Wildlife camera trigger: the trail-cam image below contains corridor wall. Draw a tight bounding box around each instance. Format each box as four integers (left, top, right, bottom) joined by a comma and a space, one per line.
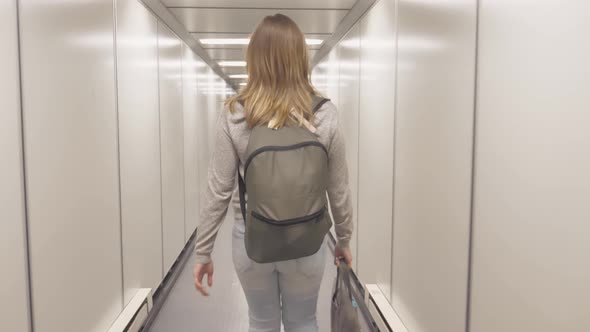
325, 48, 341, 110
0, 2, 30, 331
311, 65, 328, 96
8, 0, 233, 331
313, 0, 590, 331
157, 23, 186, 273
19, 0, 124, 331
314, 0, 478, 330
335, 23, 361, 271
182, 45, 204, 242
356, 0, 397, 299
115, 0, 164, 305
201, 69, 220, 188
469, 1, 590, 331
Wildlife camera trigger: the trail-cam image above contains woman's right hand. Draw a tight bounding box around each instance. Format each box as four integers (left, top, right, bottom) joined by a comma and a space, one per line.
334, 246, 353, 268
193, 261, 214, 296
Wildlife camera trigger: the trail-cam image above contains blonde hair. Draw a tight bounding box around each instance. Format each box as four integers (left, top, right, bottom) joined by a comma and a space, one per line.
226, 14, 318, 129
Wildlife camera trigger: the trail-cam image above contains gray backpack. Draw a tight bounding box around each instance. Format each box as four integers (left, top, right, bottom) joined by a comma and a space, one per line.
238, 96, 333, 263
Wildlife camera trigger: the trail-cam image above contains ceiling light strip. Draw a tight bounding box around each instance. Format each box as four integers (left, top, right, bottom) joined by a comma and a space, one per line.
218, 61, 247, 67
200, 38, 323, 46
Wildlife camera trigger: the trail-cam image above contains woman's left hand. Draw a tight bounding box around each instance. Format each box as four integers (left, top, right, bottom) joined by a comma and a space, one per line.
193, 261, 214, 296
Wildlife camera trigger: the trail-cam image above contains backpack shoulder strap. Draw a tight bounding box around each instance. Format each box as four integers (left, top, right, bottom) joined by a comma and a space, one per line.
238, 170, 247, 222
311, 95, 330, 113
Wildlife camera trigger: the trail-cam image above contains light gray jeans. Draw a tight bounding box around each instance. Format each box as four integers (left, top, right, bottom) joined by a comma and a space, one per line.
232, 222, 327, 332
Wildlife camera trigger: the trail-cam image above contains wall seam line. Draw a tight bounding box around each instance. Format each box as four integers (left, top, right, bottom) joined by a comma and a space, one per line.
112, 0, 125, 309
349, 25, 362, 270
465, 0, 481, 331
389, 0, 401, 302
157, 20, 166, 280
179, 42, 187, 253
16, 0, 35, 330
355, 19, 362, 276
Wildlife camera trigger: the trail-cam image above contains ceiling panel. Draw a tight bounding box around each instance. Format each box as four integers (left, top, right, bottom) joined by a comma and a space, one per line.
206, 48, 246, 60
169, 8, 348, 34
162, 0, 357, 10
219, 66, 247, 75
229, 80, 248, 86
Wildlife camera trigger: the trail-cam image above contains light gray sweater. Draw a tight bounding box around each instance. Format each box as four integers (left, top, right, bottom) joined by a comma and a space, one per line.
194, 101, 354, 264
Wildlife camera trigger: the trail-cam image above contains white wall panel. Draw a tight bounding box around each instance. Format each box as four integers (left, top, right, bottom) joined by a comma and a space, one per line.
325, 48, 340, 107
212, 80, 226, 149
158, 23, 186, 273
116, 0, 163, 305
336, 23, 361, 271
19, 0, 123, 330
391, 1, 477, 331
357, 0, 397, 299
183, 46, 202, 240
312, 64, 329, 97
470, 2, 590, 331
0, 2, 30, 332
204, 72, 217, 160
195, 71, 215, 233
196, 73, 212, 227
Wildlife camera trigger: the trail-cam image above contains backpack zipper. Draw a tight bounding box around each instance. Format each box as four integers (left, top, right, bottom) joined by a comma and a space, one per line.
244, 141, 328, 179
251, 208, 325, 226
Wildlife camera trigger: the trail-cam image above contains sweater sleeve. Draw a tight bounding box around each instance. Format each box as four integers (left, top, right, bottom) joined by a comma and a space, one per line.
193, 109, 238, 264
326, 110, 354, 249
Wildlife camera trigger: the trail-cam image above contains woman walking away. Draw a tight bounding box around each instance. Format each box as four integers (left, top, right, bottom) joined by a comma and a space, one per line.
192, 13, 354, 332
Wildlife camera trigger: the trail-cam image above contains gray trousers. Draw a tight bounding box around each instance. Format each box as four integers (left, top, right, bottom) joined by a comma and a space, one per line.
232, 222, 327, 332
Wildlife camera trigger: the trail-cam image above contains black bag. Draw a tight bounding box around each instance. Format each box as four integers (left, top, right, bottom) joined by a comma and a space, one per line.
331, 261, 362, 332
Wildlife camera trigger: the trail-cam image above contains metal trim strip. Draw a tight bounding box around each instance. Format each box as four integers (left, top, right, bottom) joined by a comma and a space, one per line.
140, 0, 237, 90
311, 0, 376, 67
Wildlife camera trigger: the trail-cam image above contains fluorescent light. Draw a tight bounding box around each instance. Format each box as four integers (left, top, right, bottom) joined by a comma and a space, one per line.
201, 88, 235, 92
200, 38, 249, 45
229, 74, 248, 79
218, 61, 247, 67
202, 90, 235, 93
305, 39, 324, 46
239, 82, 247, 86
200, 38, 323, 46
